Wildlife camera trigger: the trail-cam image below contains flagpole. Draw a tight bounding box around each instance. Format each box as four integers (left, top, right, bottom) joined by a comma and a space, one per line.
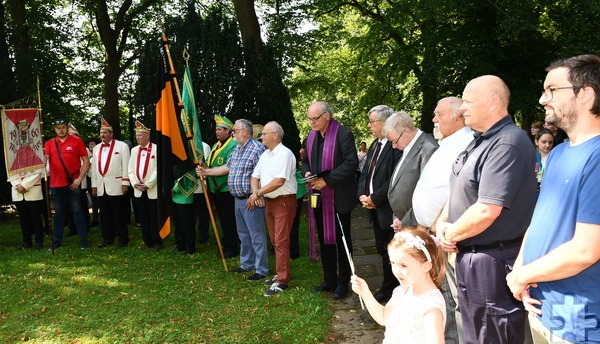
162, 34, 228, 271
37, 77, 53, 243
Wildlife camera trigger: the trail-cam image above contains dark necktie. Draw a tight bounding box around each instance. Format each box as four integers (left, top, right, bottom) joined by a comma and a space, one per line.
365, 142, 382, 196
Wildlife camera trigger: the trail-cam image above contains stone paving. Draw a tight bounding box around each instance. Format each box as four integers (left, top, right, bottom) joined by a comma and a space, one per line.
327, 208, 385, 343
326, 207, 534, 344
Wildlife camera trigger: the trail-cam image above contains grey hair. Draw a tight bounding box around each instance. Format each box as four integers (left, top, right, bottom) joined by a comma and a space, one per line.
266, 121, 284, 139
235, 119, 253, 133
368, 105, 395, 122
382, 111, 415, 136
313, 101, 334, 117
438, 97, 463, 119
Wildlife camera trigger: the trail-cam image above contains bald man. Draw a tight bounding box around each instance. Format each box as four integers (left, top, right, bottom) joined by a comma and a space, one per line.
435, 75, 537, 343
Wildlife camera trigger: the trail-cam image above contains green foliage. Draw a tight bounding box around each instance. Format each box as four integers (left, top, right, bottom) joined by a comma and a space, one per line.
0, 215, 330, 343
290, 0, 597, 139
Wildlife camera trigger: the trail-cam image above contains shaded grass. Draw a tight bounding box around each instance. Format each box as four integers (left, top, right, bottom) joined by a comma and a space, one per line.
0, 212, 331, 343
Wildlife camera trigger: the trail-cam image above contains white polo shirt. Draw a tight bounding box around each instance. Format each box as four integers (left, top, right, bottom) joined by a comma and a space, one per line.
252, 142, 297, 198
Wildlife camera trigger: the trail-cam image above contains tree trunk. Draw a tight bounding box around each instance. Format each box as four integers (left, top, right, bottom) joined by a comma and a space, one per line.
0, 0, 17, 103
6, 0, 34, 95
103, 58, 123, 138
231, 0, 261, 54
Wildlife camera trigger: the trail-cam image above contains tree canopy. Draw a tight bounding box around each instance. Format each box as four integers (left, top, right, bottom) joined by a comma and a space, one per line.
1, 0, 598, 205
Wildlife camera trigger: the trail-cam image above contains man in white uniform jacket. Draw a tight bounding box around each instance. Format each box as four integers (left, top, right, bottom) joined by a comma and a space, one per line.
91, 117, 131, 248
128, 120, 160, 250
11, 173, 44, 249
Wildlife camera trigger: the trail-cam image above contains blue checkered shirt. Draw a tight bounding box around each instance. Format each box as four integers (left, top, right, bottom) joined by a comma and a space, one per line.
227, 138, 265, 197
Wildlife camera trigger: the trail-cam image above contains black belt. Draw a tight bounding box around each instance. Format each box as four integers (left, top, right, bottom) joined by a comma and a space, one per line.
457, 236, 523, 254
236, 194, 251, 199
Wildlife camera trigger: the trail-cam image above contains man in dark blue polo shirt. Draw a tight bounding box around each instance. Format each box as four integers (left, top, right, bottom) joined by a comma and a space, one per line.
435, 75, 537, 344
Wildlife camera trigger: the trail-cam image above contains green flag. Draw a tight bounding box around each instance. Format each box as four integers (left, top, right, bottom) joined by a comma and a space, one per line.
182, 66, 204, 163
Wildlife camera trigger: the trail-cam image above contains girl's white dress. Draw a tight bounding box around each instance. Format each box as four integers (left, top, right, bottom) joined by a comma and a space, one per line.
382, 285, 446, 344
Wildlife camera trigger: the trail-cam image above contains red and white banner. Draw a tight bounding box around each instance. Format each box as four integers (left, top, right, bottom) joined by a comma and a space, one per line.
1, 108, 45, 181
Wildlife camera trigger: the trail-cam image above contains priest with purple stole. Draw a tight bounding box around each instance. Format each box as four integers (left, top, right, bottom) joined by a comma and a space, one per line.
302, 101, 359, 300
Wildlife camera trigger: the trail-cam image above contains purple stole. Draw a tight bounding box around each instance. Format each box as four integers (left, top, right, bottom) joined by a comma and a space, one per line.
307, 119, 340, 260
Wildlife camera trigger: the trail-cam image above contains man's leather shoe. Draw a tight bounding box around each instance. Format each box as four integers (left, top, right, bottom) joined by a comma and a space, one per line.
374, 289, 392, 303
312, 282, 335, 293
332, 284, 349, 299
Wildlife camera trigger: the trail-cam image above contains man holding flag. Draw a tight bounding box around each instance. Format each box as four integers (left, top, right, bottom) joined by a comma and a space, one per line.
200, 115, 239, 258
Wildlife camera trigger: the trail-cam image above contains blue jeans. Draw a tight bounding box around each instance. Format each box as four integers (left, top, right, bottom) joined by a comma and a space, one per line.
51, 186, 88, 242
234, 197, 268, 276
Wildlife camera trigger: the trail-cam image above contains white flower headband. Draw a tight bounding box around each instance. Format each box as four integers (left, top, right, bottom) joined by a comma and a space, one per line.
395, 232, 431, 262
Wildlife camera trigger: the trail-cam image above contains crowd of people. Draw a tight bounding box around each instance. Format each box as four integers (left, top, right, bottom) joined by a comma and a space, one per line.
9, 53, 600, 343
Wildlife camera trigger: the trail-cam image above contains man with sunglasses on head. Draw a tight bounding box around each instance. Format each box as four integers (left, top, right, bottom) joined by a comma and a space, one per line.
507, 54, 600, 343
302, 101, 358, 300
197, 118, 267, 279
44, 118, 90, 250
435, 75, 537, 344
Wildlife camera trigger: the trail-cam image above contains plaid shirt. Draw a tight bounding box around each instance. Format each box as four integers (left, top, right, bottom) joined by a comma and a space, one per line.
227, 138, 265, 197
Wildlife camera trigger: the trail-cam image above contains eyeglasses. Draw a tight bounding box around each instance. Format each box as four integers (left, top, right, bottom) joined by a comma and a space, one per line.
391, 129, 407, 146
433, 111, 445, 119
232, 128, 245, 133
368, 119, 380, 125
259, 131, 275, 137
541, 85, 582, 101
307, 111, 327, 123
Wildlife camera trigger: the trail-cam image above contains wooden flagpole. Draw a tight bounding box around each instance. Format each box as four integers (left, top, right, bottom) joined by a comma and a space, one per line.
37, 77, 54, 251
162, 33, 228, 271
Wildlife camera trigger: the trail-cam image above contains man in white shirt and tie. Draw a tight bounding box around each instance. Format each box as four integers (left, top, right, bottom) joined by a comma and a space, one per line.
91, 117, 131, 248
128, 120, 160, 250
357, 105, 402, 303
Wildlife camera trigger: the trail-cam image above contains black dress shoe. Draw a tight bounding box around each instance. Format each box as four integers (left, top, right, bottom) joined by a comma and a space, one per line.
312, 282, 335, 293
97, 241, 113, 248
374, 289, 393, 303
332, 284, 349, 299
231, 267, 252, 273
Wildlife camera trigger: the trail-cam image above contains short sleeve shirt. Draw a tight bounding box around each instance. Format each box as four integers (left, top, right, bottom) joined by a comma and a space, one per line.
252, 143, 297, 198
227, 138, 265, 197
448, 115, 537, 245
44, 135, 88, 188
523, 135, 600, 342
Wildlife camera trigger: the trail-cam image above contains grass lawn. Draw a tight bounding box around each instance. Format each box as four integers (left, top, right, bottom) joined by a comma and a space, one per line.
0, 211, 331, 343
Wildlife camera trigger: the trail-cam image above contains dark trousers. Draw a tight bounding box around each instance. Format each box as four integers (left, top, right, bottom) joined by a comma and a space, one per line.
314, 208, 352, 286
212, 192, 239, 256
66, 188, 90, 232
15, 200, 44, 245
136, 192, 160, 247
370, 209, 398, 292
290, 197, 304, 259
98, 194, 129, 245
456, 245, 525, 344
51, 186, 88, 242
173, 202, 196, 254
193, 193, 210, 243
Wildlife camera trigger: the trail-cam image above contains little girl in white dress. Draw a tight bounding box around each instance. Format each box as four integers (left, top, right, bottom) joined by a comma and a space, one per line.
351, 228, 446, 343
